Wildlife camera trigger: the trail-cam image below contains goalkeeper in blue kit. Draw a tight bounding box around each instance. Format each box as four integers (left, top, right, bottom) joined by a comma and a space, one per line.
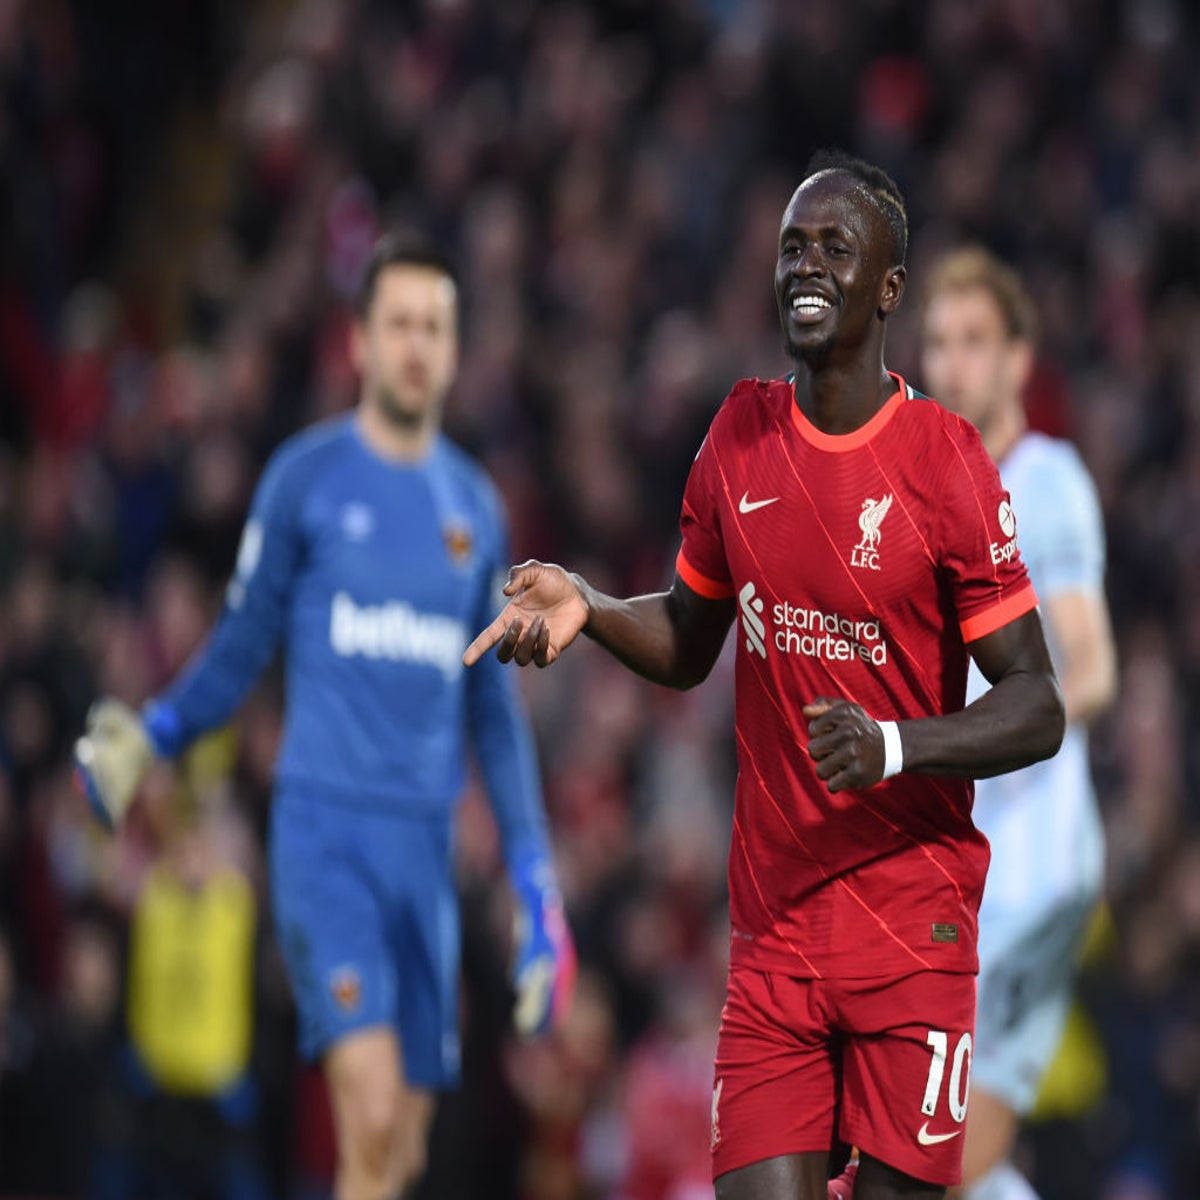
75, 234, 576, 1200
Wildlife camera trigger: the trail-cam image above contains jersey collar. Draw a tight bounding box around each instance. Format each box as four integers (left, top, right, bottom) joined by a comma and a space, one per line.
788, 371, 908, 452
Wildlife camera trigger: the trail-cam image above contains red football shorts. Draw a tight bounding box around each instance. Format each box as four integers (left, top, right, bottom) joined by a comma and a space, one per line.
711, 966, 976, 1187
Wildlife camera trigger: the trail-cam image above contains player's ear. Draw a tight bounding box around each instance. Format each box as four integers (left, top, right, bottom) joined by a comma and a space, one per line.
1009, 337, 1034, 392
879, 265, 906, 317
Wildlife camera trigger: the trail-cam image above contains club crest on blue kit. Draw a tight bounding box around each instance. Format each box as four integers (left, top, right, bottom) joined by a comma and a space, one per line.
330, 965, 363, 1012
443, 523, 474, 564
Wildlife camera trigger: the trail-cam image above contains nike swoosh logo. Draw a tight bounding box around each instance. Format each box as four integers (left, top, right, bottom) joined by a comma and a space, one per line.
739, 492, 780, 513
917, 1122, 962, 1146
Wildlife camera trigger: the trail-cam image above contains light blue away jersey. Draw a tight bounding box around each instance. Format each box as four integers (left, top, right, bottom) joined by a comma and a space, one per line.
968, 432, 1106, 910
152, 416, 546, 857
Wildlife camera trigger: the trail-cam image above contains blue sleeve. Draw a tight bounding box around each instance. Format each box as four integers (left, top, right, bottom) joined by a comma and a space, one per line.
465, 491, 550, 870
1026, 447, 1106, 599
146, 449, 305, 755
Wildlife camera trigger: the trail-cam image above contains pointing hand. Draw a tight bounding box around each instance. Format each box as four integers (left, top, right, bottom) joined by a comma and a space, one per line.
463, 561, 589, 669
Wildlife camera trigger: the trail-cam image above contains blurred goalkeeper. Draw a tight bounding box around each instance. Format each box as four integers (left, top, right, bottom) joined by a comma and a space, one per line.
75, 233, 575, 1200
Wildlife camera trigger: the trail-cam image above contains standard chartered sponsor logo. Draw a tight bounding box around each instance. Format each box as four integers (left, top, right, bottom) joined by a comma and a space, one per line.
738, 583, 887, 666
739, 582, 767, 658
329, 591, 466, 679
773, 600, 887, 665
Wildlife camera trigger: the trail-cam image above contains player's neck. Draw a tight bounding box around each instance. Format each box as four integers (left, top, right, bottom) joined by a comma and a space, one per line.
982, 399, 1026, 464
356, 403, 437, 462
790, 359, 896, 436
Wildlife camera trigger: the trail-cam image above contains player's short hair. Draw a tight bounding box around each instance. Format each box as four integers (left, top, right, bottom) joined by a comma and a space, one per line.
802, 148, 908, 266
356, 232, 460, 317
925, 245, 1038, 344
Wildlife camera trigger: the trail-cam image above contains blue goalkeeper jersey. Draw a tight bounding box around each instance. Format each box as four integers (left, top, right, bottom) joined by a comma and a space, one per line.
151, 415, 546, 860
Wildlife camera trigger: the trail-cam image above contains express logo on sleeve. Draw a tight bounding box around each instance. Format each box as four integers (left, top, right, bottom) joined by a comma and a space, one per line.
990, 500, 1019, 564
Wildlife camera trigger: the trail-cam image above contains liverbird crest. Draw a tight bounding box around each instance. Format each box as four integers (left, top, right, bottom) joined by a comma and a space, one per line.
857, 494, 893, 550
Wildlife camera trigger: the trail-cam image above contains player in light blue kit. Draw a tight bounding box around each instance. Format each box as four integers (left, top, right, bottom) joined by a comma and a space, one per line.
75, 234, 576, 1200
922, 247, 1117, 1200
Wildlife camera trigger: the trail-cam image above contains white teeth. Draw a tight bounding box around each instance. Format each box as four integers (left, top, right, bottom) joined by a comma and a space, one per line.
792, 296, 832, 313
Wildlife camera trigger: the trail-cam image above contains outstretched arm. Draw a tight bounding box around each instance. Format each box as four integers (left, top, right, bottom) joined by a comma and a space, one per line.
76, 453, 302, 828
806, 609, 1065, 792
462, 561, 735, 691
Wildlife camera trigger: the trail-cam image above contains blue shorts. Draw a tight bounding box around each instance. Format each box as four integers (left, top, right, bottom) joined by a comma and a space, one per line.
269, 789, 462, 1089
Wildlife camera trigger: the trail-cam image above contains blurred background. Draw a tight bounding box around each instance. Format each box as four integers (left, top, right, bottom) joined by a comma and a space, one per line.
1, 0, 1198, 1197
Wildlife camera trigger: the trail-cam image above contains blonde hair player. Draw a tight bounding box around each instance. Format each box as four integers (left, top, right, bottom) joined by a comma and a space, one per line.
922, 245, 1116, 1200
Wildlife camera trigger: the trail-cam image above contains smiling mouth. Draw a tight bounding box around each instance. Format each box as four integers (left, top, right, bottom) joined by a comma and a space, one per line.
788, 293, 836, 322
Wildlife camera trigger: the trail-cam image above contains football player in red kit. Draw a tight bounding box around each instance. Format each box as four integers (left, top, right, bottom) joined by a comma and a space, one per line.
464, 150, 1064, 1200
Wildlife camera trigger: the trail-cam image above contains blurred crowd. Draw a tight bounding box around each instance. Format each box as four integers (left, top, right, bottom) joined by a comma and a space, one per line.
1, 0, 1199, 1197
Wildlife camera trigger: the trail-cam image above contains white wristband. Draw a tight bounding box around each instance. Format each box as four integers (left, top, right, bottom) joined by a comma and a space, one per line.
877, 719, 904, 780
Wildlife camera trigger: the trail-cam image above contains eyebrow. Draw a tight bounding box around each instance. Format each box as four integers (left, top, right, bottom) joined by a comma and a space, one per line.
779, 221, 859, 244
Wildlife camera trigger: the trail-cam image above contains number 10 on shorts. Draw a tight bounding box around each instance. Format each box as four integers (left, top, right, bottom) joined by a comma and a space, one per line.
921, 1030, 971, 1121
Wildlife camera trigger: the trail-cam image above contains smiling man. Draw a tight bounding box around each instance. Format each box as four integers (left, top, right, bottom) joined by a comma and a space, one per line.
462, 150, 1065, 1200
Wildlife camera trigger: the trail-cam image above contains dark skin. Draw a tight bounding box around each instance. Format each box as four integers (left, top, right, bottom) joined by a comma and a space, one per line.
776, 170, 906, 431
716, 1152, 953, 1200
463, 169, 1065, 1199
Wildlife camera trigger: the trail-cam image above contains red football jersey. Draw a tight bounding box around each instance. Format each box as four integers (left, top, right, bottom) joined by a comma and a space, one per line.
677, 373, 1037, 981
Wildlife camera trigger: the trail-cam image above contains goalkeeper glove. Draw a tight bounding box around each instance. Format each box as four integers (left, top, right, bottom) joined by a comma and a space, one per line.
510, 852, 576, 1037
73, 698, 163, 830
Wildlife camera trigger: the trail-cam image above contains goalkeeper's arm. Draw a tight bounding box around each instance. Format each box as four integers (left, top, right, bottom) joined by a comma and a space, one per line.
76, 449, 305, 829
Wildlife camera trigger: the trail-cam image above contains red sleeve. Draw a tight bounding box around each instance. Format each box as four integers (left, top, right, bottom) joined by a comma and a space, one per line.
677, 427, 735, 599
938, 417, 1038, 642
